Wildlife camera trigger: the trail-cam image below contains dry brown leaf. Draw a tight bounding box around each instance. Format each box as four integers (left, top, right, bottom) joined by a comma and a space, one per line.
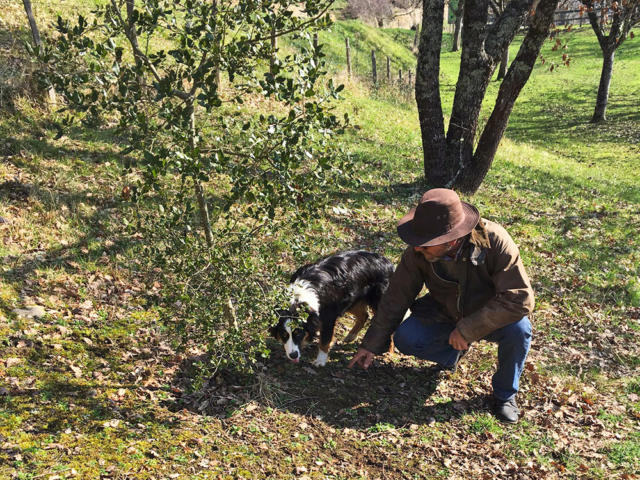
5, 358, 21, 368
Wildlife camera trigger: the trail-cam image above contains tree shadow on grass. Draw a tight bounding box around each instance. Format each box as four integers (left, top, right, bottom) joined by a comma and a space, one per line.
492, 157, 640, 204
1, 380, 180, 438
316, 179, 426, 249
175, 341, 488, 430
506, 85, 640, 150
329, 179, 426, 205
1, 109, 135, 169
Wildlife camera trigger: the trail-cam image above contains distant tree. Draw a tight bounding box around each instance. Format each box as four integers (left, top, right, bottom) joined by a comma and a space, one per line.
346, 0, 392, 26
346, 0, 420, 27
489, 0, 510, 79
450, 0, 465, 52
579, 0, 640, 122
415, 0, 561, 193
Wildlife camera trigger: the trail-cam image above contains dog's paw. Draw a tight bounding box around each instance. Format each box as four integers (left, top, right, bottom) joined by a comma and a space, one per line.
312, 351, 328, 367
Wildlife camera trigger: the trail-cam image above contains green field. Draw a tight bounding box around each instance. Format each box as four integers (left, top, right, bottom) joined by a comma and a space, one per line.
1, 2, 639, 479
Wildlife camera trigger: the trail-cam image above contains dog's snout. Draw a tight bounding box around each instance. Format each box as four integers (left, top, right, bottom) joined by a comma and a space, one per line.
289, 351, 299, 359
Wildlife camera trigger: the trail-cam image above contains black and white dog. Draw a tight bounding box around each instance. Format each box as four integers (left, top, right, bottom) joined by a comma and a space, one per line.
270, 250, 394, 366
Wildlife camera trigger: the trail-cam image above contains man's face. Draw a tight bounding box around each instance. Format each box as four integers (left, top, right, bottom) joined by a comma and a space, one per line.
414, 239, 460, 262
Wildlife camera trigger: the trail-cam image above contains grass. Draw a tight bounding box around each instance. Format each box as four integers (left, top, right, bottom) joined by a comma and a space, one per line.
2, 4, 640, 480
318, 20, 418, 73
604, 431, 640, 467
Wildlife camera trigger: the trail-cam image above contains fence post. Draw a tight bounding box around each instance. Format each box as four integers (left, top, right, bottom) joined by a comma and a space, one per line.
413, 24, 420, 50
398, 69, 402, 84
371, 50, 377, 85
408, 69, 413, 87
386, 56, 391, 83
345, 37, 352, 78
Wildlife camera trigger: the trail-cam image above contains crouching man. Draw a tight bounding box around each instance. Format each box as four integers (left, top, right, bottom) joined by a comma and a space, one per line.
348, 188, 534, 423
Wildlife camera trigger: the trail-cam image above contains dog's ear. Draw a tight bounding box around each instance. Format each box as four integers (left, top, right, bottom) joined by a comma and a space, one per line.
305, 312, 321, 331
268, 325, 279, 338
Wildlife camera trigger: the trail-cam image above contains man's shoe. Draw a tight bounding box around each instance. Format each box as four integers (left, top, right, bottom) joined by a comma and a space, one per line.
492, 397, 519, 423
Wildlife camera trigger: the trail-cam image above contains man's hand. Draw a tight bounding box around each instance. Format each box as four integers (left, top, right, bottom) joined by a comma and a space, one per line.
449, 328, 469, 351
348, 347, 375, 370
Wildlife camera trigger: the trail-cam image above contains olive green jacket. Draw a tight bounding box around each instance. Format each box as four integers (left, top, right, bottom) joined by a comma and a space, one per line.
360, 219, 534, 354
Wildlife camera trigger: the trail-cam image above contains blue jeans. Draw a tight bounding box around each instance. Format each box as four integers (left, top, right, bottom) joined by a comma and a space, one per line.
393, 315, 532, 401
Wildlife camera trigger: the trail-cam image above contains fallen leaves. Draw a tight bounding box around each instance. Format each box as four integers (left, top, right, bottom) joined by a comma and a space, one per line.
69, 365, 83, 378
103, 419, 121, 429
12, 305, 46, 319
5, 357, 21, 368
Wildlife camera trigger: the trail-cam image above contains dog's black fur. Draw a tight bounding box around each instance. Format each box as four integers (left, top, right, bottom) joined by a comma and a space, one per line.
270, 250, 394, 366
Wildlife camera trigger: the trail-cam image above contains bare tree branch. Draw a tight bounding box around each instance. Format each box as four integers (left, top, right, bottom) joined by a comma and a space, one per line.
109, 0, 191, 100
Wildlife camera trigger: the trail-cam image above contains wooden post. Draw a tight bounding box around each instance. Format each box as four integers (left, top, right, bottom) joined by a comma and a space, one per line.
313, 33, 318, 50
371, 50, 377, 85
345, 37, 352, 78
413, 24, 420, 50
408, 70, 413, 86
398, 69, 402, 84
386, 56, 391, 83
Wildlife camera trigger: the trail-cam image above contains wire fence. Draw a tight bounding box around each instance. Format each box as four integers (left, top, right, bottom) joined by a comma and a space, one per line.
552, 9, 590, 26
326, 9, 592, 92
343, 36, 416, 90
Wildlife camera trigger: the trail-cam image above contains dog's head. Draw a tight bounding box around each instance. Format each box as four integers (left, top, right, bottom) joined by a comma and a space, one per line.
269, 308, 310, 363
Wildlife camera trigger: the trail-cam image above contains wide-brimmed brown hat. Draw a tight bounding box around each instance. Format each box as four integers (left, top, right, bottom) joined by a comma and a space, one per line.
397, 188, 479, 247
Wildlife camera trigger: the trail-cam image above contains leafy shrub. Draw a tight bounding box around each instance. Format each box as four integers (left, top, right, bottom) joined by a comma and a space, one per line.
36, 0, 352, 380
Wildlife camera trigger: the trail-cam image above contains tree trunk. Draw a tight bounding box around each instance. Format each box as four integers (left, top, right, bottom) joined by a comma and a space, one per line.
591, 46, 615, 123
270, 26, 277, 72
413, 24, 420, 51
583, 2, 634, 124
452, 17, 462, 52
415, 0, 447, 185
124, 0, 143, 70
194, 180, 213, 247
190, 107, 214, 247
456, 0, 559, 192
496, 45, 508, 80
416, 0, 546, 190
23, 0, 56, 106
452, 0, 464, 52
444, 0, 495, 187
23, 0, 41, 45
